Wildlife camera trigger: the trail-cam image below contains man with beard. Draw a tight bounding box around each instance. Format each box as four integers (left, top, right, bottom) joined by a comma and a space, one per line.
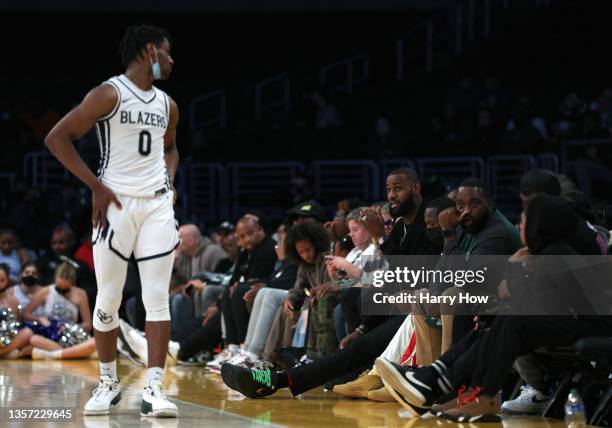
439, 178, 518, 258
361, 168, 439, 256
437, 178, 519, 343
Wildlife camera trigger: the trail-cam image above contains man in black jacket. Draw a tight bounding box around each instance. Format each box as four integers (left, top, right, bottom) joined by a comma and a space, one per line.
222, 216, 278, 347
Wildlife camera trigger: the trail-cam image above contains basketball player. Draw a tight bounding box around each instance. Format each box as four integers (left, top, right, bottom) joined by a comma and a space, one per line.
45, 25, 180, 417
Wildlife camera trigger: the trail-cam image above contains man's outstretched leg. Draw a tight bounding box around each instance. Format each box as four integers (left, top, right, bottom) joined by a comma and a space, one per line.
138, 252, 178, 418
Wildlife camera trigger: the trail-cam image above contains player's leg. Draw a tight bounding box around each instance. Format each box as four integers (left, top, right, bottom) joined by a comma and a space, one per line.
134, 193, 179, 417
84, 241, 129, 415
85, 199, 135, 415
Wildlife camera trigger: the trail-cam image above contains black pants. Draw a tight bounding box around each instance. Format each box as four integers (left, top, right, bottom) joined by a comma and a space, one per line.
178, 313, 222, 359
445, 316, 612, 395
288, 315, 405, 395
222, 283, 251, 345
340, 287, 363, 333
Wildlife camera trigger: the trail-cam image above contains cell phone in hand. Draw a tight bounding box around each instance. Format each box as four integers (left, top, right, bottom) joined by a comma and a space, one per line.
185, 283, 194, 296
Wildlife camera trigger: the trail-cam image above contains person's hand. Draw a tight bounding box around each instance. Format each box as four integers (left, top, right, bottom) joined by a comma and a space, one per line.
182, 279, 206, 297
38, 317, 51, 327
91, 181, 122, 229
324, 255, 349, 272
437, 208, 467, 233
326, 263, 339, 281
339, 331, 360, 349
508, 247, 530, 263
360, 207, 385, 240
283, 298, 295, 316
202, 305, 219, 326
310, 284, 340, 305
243, 283, 265, 304
337, 199, 350, 217
189, 279, 206, 292
229, 282, 238, 298
498, 279, 511, 299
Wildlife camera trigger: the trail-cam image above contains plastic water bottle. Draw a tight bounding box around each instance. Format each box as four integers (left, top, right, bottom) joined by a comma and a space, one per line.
564, 388, 586, 427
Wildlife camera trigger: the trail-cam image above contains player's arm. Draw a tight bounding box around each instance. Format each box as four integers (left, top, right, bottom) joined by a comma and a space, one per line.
45, 85, 122, 228
75, 288, 93, 332
164, 97, 180, 192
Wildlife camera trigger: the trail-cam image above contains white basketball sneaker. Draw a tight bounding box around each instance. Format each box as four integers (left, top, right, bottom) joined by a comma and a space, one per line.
128, 330, 149, 366
141, 380, 178, 418
501, 384, 551, 415
84, 375, 122, 415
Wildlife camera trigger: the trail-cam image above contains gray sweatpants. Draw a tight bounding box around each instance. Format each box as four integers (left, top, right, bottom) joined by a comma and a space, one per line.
244, 288, 288, 357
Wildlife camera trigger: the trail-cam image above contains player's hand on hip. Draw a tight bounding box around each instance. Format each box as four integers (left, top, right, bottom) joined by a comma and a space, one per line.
170, 185, 177, 205
91, 181, 122, 229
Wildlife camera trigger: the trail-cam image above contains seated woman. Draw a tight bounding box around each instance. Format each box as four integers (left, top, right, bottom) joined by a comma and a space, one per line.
12, 262, 45, 312
0, 263, 34, 359
22, 262, 96, 360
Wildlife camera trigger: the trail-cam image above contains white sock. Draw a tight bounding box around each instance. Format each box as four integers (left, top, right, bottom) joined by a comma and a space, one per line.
145, 367, 164, 386
244, 351, 258, 361
228, 344, 239, 353
50, 350, 62, 359
100, 360, 117, 380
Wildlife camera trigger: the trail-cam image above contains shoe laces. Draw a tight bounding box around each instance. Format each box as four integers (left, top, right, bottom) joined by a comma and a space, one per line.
227, 351, 250, 365
251, 369, 273, 389
455, 385, 468, 406
458, 386, 482, 407
252, 360, 273, 371
516, 384, 536, 399
147, 380, 167, 400
92, 376, 118, 398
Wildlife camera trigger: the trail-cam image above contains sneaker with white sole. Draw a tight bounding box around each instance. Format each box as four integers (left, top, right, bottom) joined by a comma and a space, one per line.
501, 385, 551, 415
206, 347, 239, 373
224, 351, 256, 369
141, 380, 178, 418
128, 330, 149, 366
84, 375, 122, 416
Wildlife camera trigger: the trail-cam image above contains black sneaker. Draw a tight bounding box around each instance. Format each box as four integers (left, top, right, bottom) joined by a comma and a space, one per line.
383, 384, 430, 417
221, 364, 277, 398
375, 358, 450, 408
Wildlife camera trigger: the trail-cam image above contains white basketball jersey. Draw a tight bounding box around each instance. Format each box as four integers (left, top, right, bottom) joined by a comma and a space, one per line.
96, 74, 170, 198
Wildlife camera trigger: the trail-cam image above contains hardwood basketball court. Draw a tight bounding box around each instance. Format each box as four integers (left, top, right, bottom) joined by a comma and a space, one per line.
0, 358, 572, 427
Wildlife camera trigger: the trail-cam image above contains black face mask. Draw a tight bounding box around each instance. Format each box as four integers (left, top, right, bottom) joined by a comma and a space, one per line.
55, 286, 71, 296
425, 227, 444, 249
22, 275, 38, 287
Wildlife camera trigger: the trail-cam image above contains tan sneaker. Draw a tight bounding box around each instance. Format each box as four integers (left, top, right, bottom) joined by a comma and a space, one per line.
431, 385, 471, 416
333, 370, 383, 399
367, 385, 395, 402
441, 388, 501, 423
